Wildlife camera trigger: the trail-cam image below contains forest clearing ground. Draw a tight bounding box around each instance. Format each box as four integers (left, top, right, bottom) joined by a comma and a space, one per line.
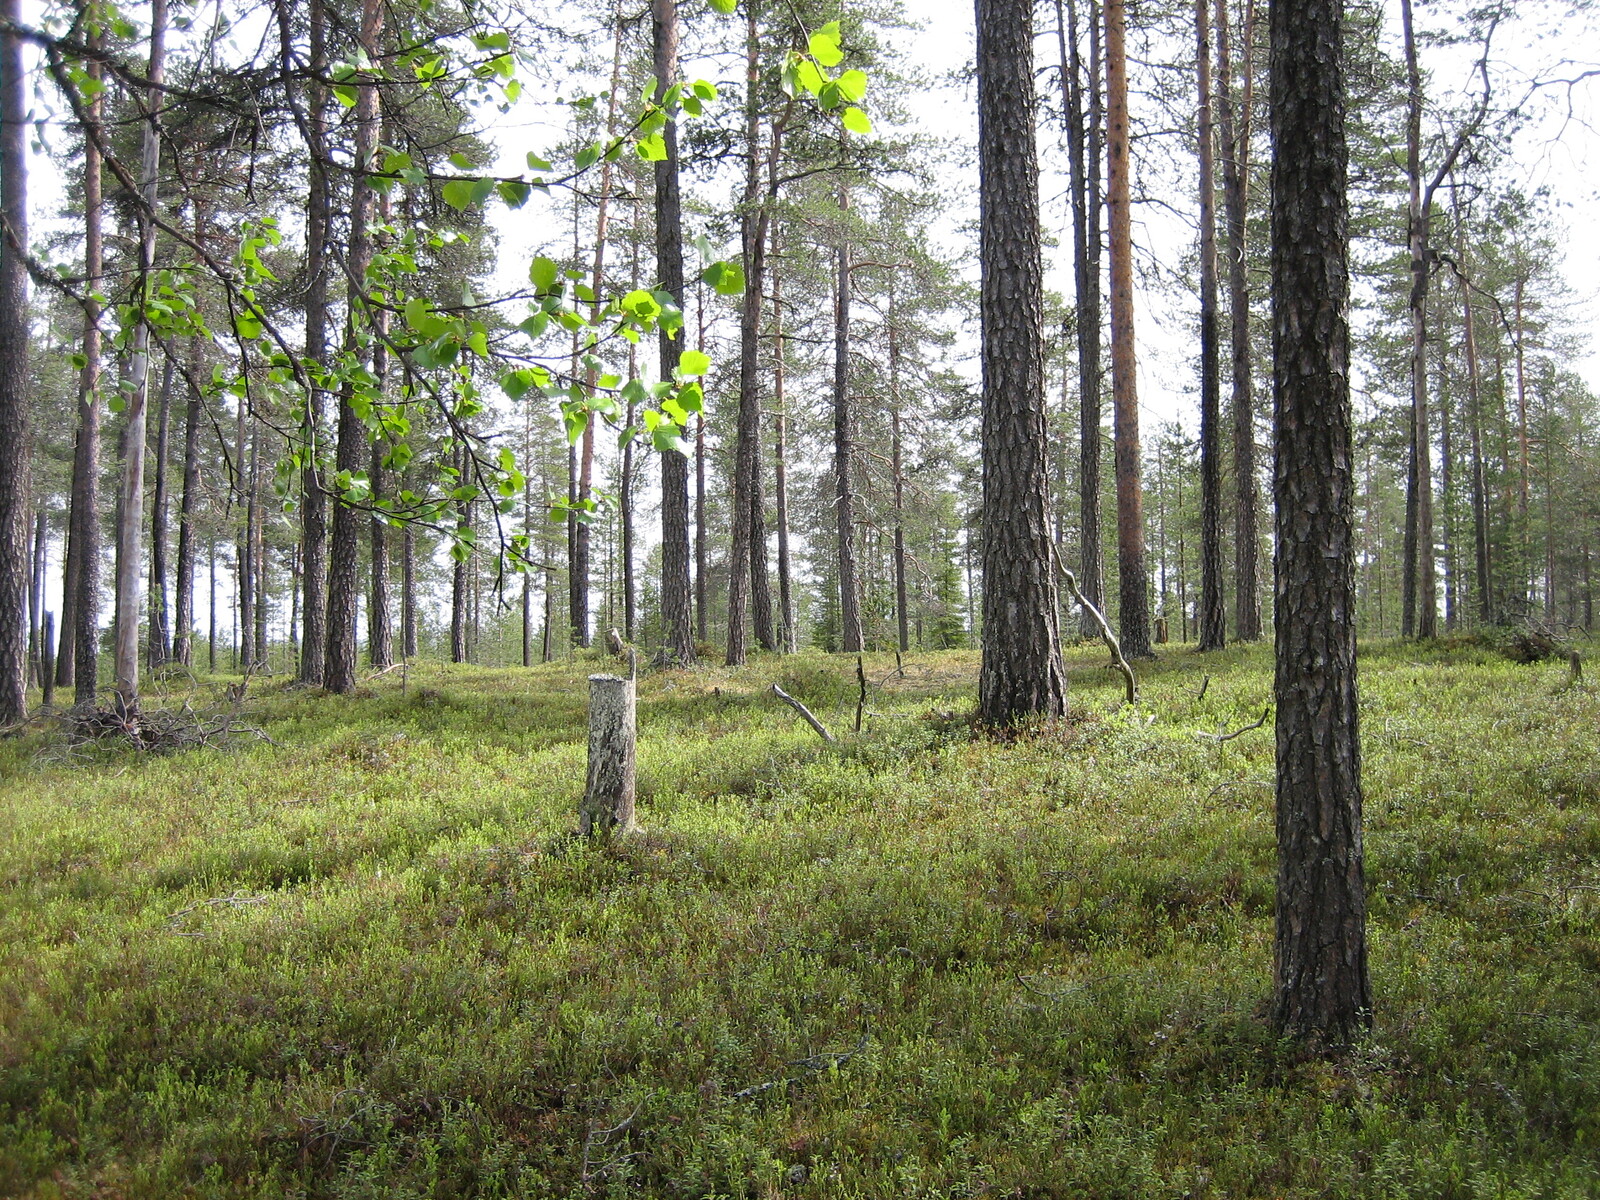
2, 641, 1599, 1198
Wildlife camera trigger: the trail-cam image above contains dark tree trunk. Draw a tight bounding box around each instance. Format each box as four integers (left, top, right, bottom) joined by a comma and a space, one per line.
1270, 0, 1371, 1046
323, 0, 383, 694
452, 450, 471, 663
27, 508, 44, 687
1058, 0, 1107, 643
0, 0, 29, 724
235, 400, 255, 670
654, 0, 695, 666
1106, 0, 1152, 659
173, 333, 204, 667
148, 358, 174, 666
975, 0, 1067, 725
297, 0, 331, 685
833, 185, 865, 655
207, 535, 216, 672
1196, 0, 1227, 651
368, 291, 392, 669
1453, 199, 1493, 625
402, 524, 418, 658
1217, 0, 1261, 641
772, 236, 796, 652
890, 283, 910, 654
60, 32, 105, 700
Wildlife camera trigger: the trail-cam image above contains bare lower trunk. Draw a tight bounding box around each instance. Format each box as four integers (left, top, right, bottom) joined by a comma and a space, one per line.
976, 0, 1067, 724
773, 246, 796, 652
833, 186, 864, 654
1270, 0, 1370, 1046
0, 0, 29, 723
1218, 0, 1261, 641
1196, 0, 1226, 651
297, 0, 331, 686
654, 0, 695, 666
173, 334, 204, 666
113, 0, 168, 711
1106, 0, 1152, 658
402, 525, 418, 657
148, 358, 174, 666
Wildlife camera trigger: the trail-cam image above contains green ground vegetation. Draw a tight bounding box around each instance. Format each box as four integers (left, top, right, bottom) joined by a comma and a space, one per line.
2, 641, 1599, 1198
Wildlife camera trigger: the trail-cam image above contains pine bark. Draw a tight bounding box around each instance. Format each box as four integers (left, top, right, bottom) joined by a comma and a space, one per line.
1400, 0, 1437, 639
323, 0, 383, 693
0, 0, 26, 725
890, 282, 910, 654
1105, 0, 1152, 659
173, 330, 204, 667
148, 359, 174, 666
368, 232, 392, 670
1269, 0, 1371, 1046
833, 185, 864, 655
1196, 0, 1227, 651
1453, 198, 1493, 624
975, 0, 1068, 725
772, 234, 796, 653
653, 0, 695, 666
1217, 0, 1261, 641
1058, 0, 1107, 643
60, 33, 104, 700
297, 0, 331, 685
113, 0, 168, 711
581, 674, 637, 836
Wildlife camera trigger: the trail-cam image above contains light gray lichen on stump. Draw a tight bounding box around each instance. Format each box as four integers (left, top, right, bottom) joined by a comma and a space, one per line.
581, 673, 637, 836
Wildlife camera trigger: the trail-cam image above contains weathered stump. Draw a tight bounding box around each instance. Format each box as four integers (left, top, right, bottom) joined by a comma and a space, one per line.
1155, 617, 1170, 644
581, 673, 637, 836
40, 612, 55, 708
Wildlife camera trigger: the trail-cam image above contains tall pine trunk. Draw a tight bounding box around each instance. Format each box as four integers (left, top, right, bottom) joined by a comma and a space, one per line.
975, 0, 1067, 724
1217, 0, 1261, 641
1270, 0, 1370, 1046
113, 0, 168, 711
1400, 0, 1436, 639
297, 0, 331, 685
833, 184, 865, 654
148, 359, 174, 666
60, 32, 104, 700
653, 0, 695, 666
0, 0, 26, 725
1057, 0, 1106, 643
1105, 0, 1152, 658
772, 232, 796, 653
173, 326, 205, 667
1196, 0, 1226, 651
323, 0, 383, 693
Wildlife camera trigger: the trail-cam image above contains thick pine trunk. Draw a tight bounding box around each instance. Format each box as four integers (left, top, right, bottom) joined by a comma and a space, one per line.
654, 0, 695, 666
975, 0, 1067, 725
1195, 0, 1226, 651
1270, 0, 1370, 1046
1105, 0, 1152, 659
0, 0, 28, 725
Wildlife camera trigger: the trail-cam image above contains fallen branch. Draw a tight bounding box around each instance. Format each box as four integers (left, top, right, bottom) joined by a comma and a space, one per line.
1061, 566, 1137, 704
730, 1028, 870, 1100
1195, 674, 1210, 702
1195, 706, 1271, 743
167, 892, 269, 923
772, 684, 837, 744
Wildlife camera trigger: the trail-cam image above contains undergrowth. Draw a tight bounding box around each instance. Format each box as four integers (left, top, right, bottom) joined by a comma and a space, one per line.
2, 642, 1598, 1198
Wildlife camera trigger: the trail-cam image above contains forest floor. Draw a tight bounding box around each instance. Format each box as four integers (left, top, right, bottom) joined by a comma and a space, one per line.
2, 639, 1599, 1198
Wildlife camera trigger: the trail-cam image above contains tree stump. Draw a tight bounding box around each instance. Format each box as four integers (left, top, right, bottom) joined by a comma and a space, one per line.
581, 673, 637, 836
1155, 617, 1170, 644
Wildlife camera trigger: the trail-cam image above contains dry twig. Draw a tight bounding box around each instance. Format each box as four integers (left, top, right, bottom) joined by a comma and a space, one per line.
772, 684, 837, 744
